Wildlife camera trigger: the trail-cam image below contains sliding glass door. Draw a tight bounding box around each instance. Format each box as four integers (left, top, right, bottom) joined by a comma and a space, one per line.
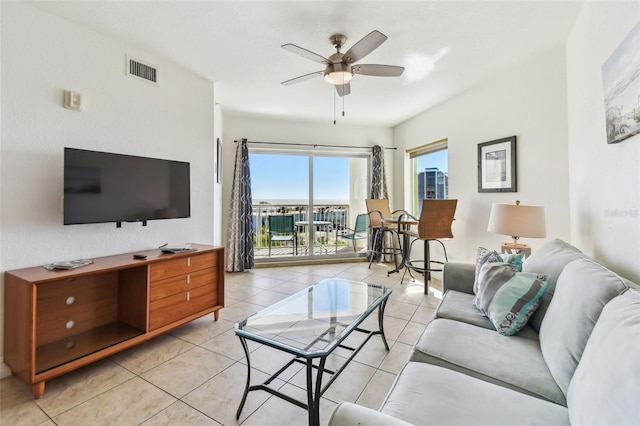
250, 150, 369, 261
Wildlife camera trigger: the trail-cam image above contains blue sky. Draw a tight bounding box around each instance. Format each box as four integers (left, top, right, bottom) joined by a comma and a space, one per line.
249, 153, 350, 201
417, 149, 448, 173
250, 150, 448, 201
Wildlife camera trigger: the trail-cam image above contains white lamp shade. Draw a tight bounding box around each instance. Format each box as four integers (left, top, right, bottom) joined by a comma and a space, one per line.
487, 202, 546, 239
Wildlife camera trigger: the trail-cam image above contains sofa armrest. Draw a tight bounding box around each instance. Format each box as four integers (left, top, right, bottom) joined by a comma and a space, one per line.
328, 402, 415, 426
442, 262, 476, 295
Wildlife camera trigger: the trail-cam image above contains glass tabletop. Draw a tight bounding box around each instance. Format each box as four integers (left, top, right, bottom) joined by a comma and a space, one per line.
235, 278, 391, 357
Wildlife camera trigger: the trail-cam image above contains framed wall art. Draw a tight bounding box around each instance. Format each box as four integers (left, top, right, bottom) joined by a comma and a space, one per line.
602, 21, 640, 144
477, 136, 517, 193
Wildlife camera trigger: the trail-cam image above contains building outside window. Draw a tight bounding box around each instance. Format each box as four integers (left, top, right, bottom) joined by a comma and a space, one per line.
417, 167, 448, 200
407, 139, 449, 215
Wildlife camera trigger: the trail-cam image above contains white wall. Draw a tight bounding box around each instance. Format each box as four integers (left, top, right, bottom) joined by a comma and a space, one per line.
221, 114, 393, 247
566, 2, 640, 283
0, 3, 216, 374
393, 46, 571, 264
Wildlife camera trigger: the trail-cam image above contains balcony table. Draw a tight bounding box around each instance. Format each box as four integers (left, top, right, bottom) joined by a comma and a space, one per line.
295, 220, 333, 254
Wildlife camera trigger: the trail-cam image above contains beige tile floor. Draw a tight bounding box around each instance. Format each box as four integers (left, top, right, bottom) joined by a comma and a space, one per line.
0, 261, 441, 426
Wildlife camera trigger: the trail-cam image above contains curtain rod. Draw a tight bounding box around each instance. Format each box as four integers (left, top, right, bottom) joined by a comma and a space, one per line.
233, 140, 396, 150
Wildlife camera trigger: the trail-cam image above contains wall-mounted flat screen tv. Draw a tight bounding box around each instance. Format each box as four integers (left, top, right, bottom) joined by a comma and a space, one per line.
64, 148, 190, 226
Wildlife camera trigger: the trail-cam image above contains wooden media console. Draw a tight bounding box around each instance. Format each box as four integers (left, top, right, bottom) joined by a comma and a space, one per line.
4, 244, 224, 398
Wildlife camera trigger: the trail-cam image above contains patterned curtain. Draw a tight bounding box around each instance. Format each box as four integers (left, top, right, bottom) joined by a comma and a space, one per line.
371, 145, 389, 199
226, 139, 254, 272
370, 145, 389, 261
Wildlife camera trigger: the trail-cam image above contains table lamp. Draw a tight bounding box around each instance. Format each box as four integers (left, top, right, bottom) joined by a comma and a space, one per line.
487, 201, 546, 253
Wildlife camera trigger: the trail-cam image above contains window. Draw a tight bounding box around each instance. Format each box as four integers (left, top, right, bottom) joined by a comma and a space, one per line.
248, 150, 370, 260
407, 139, 449, 215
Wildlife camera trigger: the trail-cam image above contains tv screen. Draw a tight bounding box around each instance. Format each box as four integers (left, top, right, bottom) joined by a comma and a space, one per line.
64, 148, 190, 225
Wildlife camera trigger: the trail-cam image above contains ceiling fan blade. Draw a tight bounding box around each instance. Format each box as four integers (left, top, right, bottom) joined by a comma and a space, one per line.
336, 83, 351, 97
281, 71, 324, 86
342, 30, 387, 64
282, 44, 330, 64
353, 64, 404, 77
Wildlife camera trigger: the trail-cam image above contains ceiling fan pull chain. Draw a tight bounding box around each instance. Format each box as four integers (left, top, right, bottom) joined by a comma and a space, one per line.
341, 71, 345, 118
332, 90, 336, 126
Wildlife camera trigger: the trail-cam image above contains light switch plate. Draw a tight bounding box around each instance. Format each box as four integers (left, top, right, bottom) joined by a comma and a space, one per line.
64, 90, 82, 111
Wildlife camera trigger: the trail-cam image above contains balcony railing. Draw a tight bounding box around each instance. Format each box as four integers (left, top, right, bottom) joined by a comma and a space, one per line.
253, 203, 361, 258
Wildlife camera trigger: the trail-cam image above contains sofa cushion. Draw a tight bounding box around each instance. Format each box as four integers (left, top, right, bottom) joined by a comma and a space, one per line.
410, 318, 565, 405
381, 362, 569, 426
474, 263, 549, 335
539, 258, 629, 396
473, 247, 523, 294
522, 239, 585, 331
436, 290, 495, 330
435, 290, 539, 339
567, 289, 640, 425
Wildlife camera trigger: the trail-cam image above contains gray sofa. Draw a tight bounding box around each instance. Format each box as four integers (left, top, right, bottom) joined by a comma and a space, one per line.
329, 239, 640, 426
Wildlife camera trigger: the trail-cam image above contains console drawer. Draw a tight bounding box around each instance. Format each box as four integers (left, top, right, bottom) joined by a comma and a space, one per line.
149, 283, 219, 331
149, 252, 217, 281
149, 268, 217, 302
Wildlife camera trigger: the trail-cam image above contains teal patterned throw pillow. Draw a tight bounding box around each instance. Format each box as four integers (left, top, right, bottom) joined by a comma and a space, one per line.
474, 262, 550, 336
473, 247, 523, 295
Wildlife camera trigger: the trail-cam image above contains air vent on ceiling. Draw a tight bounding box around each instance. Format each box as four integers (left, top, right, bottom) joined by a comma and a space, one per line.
126, 55, 159, 85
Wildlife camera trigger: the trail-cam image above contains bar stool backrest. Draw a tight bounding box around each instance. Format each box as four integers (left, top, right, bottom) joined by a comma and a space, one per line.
417, 199, 458, 240
365, 199, 392, 228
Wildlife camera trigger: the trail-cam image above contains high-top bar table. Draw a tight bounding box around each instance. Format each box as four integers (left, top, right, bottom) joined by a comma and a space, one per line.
381, 216, 419, 276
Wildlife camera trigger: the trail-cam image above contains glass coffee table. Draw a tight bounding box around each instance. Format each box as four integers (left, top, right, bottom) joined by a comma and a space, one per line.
235, 278, 392, 426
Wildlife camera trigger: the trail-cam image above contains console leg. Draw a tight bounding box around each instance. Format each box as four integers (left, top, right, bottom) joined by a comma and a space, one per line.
213, 310, 219, 321
33, 381, 45, 399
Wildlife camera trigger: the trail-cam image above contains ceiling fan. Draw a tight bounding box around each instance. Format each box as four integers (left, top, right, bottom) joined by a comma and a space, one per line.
281, 30, 404, 97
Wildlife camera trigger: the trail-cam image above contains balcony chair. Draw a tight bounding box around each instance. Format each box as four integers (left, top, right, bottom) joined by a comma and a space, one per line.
338, 213, 369, 252
268, 215, 297, 257
399, 199, 457, 294
365, 199, 407, 273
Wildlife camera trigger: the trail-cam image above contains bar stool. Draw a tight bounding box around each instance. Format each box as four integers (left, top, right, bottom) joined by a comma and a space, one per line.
365, 199, 406, 275
400, 199, 457, 294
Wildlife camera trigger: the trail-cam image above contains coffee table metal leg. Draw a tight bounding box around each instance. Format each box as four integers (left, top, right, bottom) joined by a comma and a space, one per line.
236, 336, 251, 420
305, 359, 315, 426
306, 356, 326, 426
378, 298, 390, 351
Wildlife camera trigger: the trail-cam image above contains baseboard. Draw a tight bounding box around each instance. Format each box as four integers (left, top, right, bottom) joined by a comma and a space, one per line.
0, 361, 11, 379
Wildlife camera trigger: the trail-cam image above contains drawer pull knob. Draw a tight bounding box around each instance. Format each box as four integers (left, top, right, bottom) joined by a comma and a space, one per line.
186, 275, 191, 284
186, 291, 191, 302
65, 341, 75, 349
66, 320, 75, 329
66, 296, 76, 305
187, 258, 191, 267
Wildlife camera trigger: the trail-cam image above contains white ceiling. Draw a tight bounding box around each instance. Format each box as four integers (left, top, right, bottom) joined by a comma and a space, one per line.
29, 1, 584, 127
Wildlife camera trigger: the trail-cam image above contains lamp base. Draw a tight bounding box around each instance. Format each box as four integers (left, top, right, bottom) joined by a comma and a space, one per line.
503, 242, 530, 250
501, 242, 531, 259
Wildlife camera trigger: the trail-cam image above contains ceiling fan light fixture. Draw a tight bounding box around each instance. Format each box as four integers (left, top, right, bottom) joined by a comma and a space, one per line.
324, 63, 353, 85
